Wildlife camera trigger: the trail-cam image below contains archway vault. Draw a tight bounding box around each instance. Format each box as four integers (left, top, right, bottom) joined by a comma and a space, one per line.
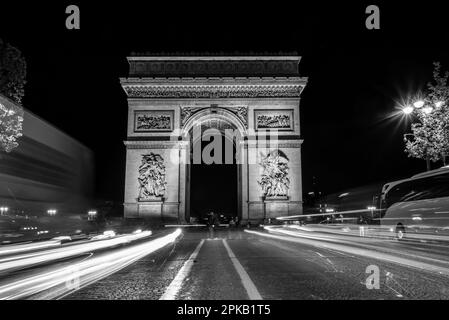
185, 110, 241, 222
121, 55, 307, 224
182, 107, 247, 140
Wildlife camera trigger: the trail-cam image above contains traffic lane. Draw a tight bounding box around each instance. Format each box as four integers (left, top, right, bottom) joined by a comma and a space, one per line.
174, 238, 248, 300
0, 253, 93, 300
0, 229, 182, 299
236, 231, 449, 299
65, 229, 204, 300
0, 230, 156, 274
65, 227, 449, 300
272, 226, 449, 270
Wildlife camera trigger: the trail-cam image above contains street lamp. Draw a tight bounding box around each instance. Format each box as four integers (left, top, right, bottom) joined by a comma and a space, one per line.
88, 210, 97, 221
402, 99, 435, 116
413, 100, 425, 109
0, 207, 8, 216
367, 206, 376, 218
402, 105, 414, 115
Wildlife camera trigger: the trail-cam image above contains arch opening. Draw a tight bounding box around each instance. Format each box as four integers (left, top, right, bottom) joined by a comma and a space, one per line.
185, 111, 243, 224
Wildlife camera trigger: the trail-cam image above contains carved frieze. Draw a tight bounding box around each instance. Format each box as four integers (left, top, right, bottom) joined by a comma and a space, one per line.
254, 109, 293, 131
124, 85, 302, 99
134, 110, 174, 132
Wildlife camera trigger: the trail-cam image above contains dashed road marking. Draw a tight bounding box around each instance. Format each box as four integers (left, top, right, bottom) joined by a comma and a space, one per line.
222, 239, 262, 300
159, 239, 205, 300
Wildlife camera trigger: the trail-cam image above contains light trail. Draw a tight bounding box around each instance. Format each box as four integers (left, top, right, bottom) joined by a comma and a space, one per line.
0, 229, 182, 300
281, 223, 449, 243
0, 240, 62, 257
0, 231, 153, 274
276, 208, 382, 220
246, 227, 449, 277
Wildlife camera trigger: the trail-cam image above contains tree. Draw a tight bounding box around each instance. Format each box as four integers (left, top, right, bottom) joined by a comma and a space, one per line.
404, 62, 449, 170
0, 39, 26, 153
0, 39, 27, 104
0, 102, 23, 152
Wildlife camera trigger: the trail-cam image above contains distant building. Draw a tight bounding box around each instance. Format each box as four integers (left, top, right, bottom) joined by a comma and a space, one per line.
0, 94, 94, 215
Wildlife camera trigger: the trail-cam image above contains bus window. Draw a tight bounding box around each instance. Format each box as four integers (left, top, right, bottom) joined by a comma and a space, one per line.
385, 181, 415, 208
409, 173, 449, 201
385, 173, 449, 207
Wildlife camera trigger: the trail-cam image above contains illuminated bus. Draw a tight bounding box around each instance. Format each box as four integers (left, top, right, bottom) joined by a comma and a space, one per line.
380, 166, 449, 240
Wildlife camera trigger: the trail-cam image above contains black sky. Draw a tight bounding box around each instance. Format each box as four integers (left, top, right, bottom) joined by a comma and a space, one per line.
1, 1, 449, 202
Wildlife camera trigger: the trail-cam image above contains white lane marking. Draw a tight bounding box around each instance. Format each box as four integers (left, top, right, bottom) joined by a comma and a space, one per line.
222, 239, 262, 300
159, 239, 205, 300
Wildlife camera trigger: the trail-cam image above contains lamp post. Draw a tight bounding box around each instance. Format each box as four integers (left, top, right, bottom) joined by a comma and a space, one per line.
401, 98, 445, 116
401, 99, 443, 115
88, 210, 97, 221
402, 98, 446, 171
367, 206, 376, 219
0, 206, 8, 216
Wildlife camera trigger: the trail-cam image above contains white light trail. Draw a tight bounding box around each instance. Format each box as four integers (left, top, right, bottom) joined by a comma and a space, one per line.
0, 231, 153, 274
0, 240, 62, 257
276, 208, 382, 220
0, 229, 182, 300
246, 227, 449, 277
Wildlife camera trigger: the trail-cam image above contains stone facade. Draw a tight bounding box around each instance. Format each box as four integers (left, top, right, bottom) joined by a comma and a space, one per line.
121, 56, 307, 223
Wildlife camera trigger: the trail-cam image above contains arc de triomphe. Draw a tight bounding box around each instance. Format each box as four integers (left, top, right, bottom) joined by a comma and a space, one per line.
120, 55, 307, 224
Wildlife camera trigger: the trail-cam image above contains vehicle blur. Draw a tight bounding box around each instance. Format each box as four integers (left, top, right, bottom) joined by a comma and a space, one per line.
380, 166, 449, 240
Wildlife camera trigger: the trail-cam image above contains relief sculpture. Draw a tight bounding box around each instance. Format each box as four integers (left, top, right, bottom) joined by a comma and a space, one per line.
138, 153, 167, 200
258, 150, 290, 198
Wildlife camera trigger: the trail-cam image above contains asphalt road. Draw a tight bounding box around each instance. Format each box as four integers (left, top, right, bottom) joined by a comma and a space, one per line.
63, 226, 449, 300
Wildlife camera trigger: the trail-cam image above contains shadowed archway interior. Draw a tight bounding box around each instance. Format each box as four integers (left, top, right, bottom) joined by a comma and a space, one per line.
188, 118, 239, 222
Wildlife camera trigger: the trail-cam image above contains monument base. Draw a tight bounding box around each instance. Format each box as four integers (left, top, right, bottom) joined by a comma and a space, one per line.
264, 196, 289, 219
137, 198, 163, 218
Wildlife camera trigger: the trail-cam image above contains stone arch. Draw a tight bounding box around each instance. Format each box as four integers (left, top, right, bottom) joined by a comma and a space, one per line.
181, 107, 247, 140
182, 107, 246, 223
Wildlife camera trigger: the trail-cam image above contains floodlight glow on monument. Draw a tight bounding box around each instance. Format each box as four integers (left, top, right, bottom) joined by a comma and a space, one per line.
413, 100, 425, 108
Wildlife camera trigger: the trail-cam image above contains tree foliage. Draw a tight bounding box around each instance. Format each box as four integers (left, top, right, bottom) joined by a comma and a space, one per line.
0, 38, 26, 152
0, 102, 23, 152
0, 39, 27, 104
404, 62, 449, 165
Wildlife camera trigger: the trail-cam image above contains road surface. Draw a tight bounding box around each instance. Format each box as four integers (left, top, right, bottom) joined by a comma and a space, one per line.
58, 226, 449, 300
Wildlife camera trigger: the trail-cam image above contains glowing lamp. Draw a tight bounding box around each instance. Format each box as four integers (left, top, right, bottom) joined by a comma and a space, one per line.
413, 100, 425, 108
402, 106, 414, 115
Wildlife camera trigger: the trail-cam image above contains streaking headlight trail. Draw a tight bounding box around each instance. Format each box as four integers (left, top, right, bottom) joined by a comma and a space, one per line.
0, 229, 182, 300
0, 231, 154, 273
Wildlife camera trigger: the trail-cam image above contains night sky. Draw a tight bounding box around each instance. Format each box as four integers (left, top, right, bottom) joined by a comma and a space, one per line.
1, 1, 448, 202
